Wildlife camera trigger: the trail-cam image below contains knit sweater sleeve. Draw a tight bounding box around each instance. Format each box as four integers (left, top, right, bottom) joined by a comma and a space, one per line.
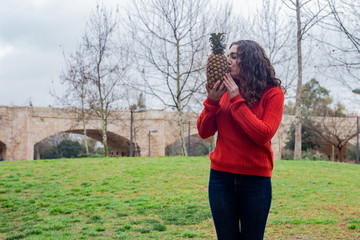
197, 97, 220, 139
230, 88, 284, 146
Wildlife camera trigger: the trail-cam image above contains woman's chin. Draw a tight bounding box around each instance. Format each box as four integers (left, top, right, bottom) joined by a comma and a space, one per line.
230, 73, 239, 79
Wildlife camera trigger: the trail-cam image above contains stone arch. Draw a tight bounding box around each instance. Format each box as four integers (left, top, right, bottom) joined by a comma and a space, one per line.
66, 129, 141, 157
33, 131, 86, 160
165, 134, 214, 156
33, 129, 141, 158
0, 140, 6, 160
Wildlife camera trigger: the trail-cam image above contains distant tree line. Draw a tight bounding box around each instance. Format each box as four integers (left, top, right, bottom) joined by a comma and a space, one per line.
37, 140, 83, 159
283, 79, 358, 162
34, 134, 104, 160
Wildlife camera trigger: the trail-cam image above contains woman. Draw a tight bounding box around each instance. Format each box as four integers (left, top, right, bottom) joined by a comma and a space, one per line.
197, 40, 285, 239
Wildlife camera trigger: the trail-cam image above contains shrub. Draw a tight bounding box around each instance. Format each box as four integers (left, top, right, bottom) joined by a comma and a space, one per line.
346, 144, 358, 161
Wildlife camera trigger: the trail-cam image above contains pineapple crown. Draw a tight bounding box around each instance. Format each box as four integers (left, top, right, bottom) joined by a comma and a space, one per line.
209, 33, 226, 54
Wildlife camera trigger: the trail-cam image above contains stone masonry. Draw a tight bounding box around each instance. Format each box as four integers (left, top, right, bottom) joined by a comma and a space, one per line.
0, 105, 357, 161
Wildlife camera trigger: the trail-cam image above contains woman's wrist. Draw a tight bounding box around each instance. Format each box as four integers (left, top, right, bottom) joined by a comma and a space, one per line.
206, 96, 220, 105
208, 95, 220, 102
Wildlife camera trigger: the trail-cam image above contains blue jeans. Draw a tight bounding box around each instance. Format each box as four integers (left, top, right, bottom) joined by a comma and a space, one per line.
208, 169, 272, 240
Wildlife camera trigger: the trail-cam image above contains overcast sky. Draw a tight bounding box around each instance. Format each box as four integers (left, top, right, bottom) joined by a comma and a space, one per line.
0, 0, 120, 107
0, 0, 263, 108
1, 0, 359, 114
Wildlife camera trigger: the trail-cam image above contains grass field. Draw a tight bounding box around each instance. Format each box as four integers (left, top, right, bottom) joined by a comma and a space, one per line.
0, 157, 359, 240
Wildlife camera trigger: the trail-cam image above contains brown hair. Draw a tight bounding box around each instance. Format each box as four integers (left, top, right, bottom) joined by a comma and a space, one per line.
230, 40, 284, 105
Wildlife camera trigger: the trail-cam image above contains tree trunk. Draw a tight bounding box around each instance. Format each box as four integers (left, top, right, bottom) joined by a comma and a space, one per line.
277, 124, 282, 160
83, 124, 89, 155
97, 60, 108, 157
82, 108, 89, 155
177, 109, 188, 156
101, 111, 108, 157
294, 0, 303, 160
337, 146, 344, 162
99, 96, 108, 158
176, 39, 187, 156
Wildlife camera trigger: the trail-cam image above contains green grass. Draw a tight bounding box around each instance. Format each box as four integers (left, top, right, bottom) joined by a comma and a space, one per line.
0, 157, 359, 239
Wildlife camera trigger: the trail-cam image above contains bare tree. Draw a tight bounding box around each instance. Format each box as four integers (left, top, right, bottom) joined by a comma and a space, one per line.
126, 0, 234, 156
85, 4, 130, 157
57, 3, 130, 157
323, 0, 360, 88
57, 49, 93, 154
303, 115, 357, 162
281, 0, 331, 159
244, 0, 298, 93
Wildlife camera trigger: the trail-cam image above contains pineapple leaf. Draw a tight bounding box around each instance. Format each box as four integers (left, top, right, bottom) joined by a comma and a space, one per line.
209, 33, 226, 54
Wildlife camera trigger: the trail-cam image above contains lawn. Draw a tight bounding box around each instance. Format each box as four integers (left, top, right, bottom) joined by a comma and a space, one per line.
0, 157, 359, 239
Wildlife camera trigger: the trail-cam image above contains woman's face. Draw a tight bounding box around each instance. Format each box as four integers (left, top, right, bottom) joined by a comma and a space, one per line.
227, 44, 241, 79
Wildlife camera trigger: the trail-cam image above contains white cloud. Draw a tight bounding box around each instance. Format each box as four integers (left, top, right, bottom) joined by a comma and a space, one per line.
29, 0, 48, 8
0, 43, 14, 60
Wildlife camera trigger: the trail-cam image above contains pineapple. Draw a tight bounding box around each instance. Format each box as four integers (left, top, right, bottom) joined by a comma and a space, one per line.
206, 33, 228, 89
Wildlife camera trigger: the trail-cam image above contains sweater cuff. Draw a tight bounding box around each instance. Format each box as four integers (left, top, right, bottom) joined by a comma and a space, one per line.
230, 94, 246, 103
205, 97, 220, 106
204, 97, 220, 111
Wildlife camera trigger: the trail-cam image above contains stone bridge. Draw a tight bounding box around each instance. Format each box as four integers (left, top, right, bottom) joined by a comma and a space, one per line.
0, 106, 213, 161
0, 105, 357, 161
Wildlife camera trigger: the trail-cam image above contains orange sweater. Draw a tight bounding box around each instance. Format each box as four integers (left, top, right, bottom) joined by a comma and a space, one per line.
197, 86, 284, 177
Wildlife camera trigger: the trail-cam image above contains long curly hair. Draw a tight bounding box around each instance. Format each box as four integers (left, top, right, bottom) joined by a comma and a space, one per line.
230, 40, 284, 106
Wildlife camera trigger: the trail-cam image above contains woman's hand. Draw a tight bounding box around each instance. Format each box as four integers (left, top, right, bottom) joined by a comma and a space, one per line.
206, 81, 226, 102
223, 73, 240, 98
